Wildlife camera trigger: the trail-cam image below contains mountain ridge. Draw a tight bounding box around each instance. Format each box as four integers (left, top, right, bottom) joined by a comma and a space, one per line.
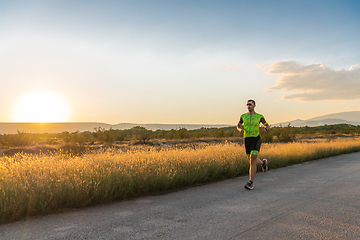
272, 111, 360, 127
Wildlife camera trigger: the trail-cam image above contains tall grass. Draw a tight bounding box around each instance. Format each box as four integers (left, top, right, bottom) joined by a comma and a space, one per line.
262, 138, 360, 168
1, 138, 360, 224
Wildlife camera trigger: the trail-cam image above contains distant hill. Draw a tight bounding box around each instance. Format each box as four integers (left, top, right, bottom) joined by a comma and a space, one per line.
307, 111, 360, 122
0, 122, 231, 134
273, 111, 360, 127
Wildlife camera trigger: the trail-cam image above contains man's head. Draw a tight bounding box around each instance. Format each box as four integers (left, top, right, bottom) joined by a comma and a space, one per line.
246, 99, 256, 112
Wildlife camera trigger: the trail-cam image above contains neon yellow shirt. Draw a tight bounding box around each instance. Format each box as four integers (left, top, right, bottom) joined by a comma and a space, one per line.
237, 112, 267, 138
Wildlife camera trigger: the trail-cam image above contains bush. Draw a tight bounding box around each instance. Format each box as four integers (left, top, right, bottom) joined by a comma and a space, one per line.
132, 126, 152, 144
213, 128, 225, 138
1, 131, 32, 147
274, 124, 295, 143
261, 129, 274, 143
93, 127, 116, 144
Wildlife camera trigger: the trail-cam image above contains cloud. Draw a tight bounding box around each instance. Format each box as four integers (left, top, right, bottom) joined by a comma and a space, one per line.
265, 61, 360, 101
349, 64, 360, 71
256, 64, 266, 71
221, 65, 241, 71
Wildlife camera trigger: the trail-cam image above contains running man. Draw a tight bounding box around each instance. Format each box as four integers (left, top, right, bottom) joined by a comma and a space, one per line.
237, 99, 270, 190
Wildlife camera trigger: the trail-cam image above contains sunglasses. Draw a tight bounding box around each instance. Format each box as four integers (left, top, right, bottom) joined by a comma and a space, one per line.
246, 103, 253, 106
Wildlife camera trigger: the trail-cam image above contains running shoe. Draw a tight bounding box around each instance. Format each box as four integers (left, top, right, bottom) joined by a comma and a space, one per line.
262, 159, 268, 172
244, 180, 254, 190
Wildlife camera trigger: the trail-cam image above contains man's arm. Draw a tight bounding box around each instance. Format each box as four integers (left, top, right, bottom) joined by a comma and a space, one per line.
262, 123, 270, 133
237, 119, 244, 134
237, 122, 244, 131
260, 116, 270, 133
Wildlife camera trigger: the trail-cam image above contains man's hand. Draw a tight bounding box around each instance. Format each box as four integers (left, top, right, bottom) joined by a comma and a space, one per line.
262, 128, 268, 134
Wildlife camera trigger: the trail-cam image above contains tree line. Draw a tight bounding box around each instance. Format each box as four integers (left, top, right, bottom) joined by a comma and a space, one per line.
0, 123, 359, 148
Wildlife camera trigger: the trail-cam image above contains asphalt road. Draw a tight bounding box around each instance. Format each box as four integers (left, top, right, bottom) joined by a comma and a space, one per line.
1, 152, 360, 240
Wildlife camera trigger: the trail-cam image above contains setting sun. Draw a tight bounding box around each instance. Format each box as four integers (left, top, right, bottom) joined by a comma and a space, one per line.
13, 90, 70, 123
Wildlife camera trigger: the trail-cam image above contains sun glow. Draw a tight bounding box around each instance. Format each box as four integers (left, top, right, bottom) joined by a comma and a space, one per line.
13, 90, 70, 122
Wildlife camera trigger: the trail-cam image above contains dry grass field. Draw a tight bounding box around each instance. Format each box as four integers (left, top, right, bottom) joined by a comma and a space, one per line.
1, 137, 360, 224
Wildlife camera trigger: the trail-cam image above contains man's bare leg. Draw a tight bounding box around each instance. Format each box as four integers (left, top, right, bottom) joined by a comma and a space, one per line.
249, 154, 263, 181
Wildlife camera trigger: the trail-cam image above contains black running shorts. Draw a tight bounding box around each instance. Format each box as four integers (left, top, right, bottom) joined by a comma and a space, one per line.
245, 135, 262, 157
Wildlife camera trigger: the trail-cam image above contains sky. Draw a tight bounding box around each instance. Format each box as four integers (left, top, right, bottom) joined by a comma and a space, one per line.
0, 0, 360, 125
